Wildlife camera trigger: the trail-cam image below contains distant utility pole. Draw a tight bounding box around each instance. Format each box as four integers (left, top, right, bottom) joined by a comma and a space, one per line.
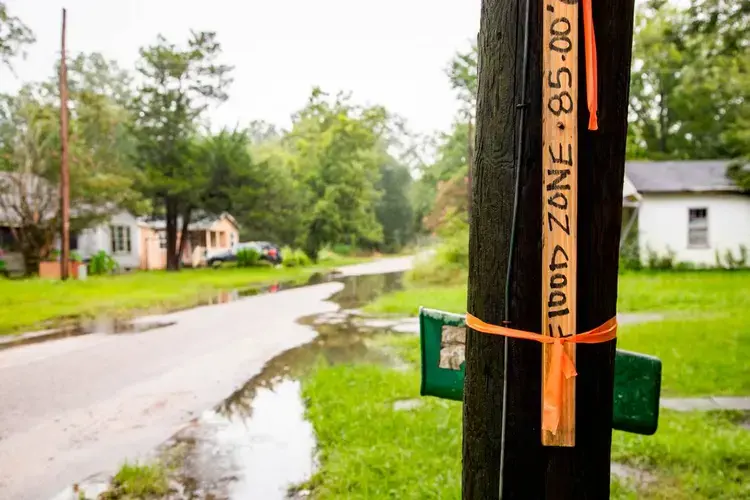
59, 8, 70, 280
463, 0, 636, 498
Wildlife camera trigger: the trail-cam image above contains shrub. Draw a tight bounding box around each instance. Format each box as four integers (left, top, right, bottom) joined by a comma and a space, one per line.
46, 249, 61, 262
88, 251, 118, 276
618, 240, 642, 271
281, 246, 296, 267
408, 229, 468, 286
282, 247, 312, 267
716, 245, 748, 270
294, 249, 312, 267
645, 246, 676, 270
70, 251, 83, 263
332, 244, 355, 256
236, 247, 261, 268
674, 261, 697, 271
317, 246, 338, 262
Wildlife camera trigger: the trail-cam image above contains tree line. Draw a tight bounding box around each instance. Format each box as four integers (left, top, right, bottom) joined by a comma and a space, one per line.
413, 0, 749, 241
2, 0, 744, 273
0, 5, 416, 272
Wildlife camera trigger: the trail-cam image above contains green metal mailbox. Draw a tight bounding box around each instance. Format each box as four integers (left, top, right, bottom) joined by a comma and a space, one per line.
419, 307, 662, 435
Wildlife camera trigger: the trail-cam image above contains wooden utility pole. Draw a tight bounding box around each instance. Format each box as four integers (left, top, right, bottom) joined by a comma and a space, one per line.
59, 8, 70, 280
463, 0, 636, 497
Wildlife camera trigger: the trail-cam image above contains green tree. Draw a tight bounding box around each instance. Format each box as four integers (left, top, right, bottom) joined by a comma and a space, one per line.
0, 55, 142, 273
195, 128, 301, 246
245, 138, 305, 245
132, 31, 233, 270
288, 89, 386, 259
447, 43, 478, 123
446, 43, 477, 214
0, 2, 34, 70
375, 161, 414, 252
413, 122, 471, 233
628, 1, 749, 160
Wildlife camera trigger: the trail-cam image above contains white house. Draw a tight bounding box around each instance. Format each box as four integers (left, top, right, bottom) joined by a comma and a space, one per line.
624, 160, 750, 266
76, 211, 142, 270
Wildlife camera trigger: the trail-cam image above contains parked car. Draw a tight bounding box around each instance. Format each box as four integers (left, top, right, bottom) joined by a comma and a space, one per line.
251, 241, 283, 265
206, 241, 283, 266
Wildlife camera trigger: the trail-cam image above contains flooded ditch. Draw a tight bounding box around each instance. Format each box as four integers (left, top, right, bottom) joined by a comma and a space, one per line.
0, 272, 338, 351
159, 271, 415, 500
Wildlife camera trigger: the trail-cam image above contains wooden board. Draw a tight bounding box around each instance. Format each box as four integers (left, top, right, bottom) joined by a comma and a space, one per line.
541, 0, 578, 447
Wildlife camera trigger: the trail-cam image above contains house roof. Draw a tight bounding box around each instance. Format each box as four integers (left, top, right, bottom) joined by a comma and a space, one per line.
625, 160, 739, 194
140, 212, 239, 231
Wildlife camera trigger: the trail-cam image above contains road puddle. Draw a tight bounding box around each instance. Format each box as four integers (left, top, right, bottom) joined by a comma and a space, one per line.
0, 318, 178, 351
163, 271, 410, 499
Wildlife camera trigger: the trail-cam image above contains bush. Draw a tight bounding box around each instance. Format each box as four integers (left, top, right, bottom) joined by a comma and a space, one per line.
236, 247, 261, 268
715, 245, 748, 270
282, 246, 312, 267
294, 249, 311, 267
407, 229, 468, 286
88, 251, 118, 276
645, 247, 676, 270
317, 246, 338, 262
619, 241, 642, 271
332, 244, 355, 256
674, 261, 697, 271
46, 249, 61, 262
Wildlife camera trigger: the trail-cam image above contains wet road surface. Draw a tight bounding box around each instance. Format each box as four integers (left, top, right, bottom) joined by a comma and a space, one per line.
0, 256, 412, 500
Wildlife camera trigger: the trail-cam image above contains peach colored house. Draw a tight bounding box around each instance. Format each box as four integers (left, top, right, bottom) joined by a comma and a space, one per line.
138, 213, 240, 270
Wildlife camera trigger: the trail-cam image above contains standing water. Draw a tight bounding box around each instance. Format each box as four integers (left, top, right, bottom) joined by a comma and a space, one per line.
163, 272, 413, 499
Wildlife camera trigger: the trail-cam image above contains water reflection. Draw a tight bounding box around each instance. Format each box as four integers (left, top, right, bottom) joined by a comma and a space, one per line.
1, 273, 337, 349
165, 271, 408, 499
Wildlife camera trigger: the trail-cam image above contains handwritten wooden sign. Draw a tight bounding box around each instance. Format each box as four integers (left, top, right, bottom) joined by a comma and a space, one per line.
542, 0, 578, 447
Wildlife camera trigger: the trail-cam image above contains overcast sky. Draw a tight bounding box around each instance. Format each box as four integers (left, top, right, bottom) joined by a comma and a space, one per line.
1, 0, 481, 137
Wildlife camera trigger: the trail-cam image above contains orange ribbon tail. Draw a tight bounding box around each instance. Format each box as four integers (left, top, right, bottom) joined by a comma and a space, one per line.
583, 0, 598, 131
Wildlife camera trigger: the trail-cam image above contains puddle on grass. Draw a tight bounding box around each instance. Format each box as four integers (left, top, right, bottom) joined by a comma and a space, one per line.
0, 272, 340, 350
163, 271, 410, 499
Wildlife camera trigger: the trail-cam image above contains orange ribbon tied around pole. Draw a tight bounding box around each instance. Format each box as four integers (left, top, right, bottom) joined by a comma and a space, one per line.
465, 314, 617, 434
583, 0, 599, 131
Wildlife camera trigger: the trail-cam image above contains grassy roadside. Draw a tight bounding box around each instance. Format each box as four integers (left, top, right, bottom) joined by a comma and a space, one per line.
301, 333, 750, 499
0, 256, 366, 334
364, 270, 750, 316
303, 271, 750, 498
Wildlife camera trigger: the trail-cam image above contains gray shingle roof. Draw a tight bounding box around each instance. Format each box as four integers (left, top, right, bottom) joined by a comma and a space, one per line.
625, 160, 739, 193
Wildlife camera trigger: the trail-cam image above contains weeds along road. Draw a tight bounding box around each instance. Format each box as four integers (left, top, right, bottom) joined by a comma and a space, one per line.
0, 256, 413, 500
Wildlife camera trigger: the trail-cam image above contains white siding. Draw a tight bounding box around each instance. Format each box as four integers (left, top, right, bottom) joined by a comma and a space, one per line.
638, 193, 750, 266
77, 211, 141, 270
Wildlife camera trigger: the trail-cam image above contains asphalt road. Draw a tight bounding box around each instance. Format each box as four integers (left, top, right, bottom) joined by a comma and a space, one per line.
0, 256, 413, 500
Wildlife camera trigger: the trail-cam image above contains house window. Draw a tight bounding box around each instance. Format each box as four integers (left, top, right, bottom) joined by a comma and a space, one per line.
110, 226, 132, 254
210, 231, 217, 248
159, 231, 167, 249
688, 208, 709, 248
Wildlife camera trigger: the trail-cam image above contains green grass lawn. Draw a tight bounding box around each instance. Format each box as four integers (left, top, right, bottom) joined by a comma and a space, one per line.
365, 270, 750, 316
303, 271, 750, 498
302, 334, 750, 499
0, 257, 366, 334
